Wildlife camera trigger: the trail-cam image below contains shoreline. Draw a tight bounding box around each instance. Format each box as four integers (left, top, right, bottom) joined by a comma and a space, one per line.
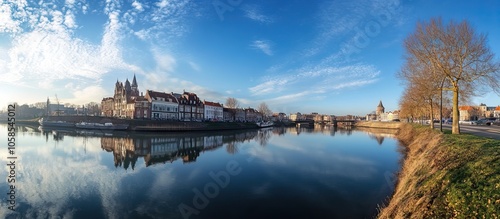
2, 116, 294, 132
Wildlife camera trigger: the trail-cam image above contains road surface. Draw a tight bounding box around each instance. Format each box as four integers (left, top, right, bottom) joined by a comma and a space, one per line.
435, 123, 500, 140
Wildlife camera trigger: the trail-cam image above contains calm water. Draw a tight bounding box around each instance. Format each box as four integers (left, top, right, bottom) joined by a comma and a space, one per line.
0, 124, 402, 219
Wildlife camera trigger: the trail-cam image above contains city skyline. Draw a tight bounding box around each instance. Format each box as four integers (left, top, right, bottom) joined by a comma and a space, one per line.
1, 0, 499, 115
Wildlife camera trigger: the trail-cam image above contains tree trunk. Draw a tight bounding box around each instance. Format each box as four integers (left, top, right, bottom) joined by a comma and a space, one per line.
452, 87, 460, 134
429, 100, 434, 129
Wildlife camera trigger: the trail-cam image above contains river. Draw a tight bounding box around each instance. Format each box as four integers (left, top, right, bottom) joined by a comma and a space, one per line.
0, 124, 402, 219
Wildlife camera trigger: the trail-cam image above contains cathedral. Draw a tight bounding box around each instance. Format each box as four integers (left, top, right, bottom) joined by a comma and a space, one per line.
101, 74, 150, 119
113, 75, 139, 117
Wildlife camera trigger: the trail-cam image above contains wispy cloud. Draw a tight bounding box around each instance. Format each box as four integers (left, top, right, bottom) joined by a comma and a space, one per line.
251, 40, 273, 56
243, 5, 273, 23
249, 64, 379, 102
188, 61, 201, 72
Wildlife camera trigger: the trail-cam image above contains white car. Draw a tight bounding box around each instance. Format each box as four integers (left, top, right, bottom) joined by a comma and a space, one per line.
459, 120, 477, 125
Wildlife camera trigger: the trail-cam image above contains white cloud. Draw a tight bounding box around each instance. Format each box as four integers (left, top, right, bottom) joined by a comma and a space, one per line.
0, 3, 22, 33
65, 85, 108, 104
153, 51, 177, 72
64, 10, 77, 28
188, 61, 200, 72
249, 78, 289, 95
156, 0, 169, 9
249, 64, 379, 102
132, 1, 144, 12
251, 40, 273, 56
244, 5, 272, 23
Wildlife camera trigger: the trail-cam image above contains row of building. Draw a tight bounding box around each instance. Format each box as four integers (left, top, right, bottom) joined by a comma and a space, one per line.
368, 100, 500, 122
458, 104, 500, 121
100, 75, 272, 122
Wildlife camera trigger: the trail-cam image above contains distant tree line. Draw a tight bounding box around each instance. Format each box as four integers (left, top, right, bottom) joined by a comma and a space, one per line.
0, 102, 101, 119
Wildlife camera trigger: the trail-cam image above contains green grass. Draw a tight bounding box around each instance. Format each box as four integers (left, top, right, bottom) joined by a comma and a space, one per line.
423, 132, 500, 218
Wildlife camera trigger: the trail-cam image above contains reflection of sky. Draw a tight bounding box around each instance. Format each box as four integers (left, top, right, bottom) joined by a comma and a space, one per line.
0, 125, 402, 219
0, 126, 176, 219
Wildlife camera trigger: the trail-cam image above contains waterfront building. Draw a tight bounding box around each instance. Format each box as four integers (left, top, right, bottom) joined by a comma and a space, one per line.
145, 90, 179, 120
101, 74, 150, 119
223, 107, 246, 122
128, 95, 150, 119
289, 112, 303, 121
271, 112, 288, 122
203, 100, 223, 121
176, 91, 204, 121
244, 107, 262, 122
101, 97, 114, 117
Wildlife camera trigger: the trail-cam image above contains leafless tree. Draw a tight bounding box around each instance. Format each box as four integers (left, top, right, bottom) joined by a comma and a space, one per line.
403, 18, 500, 134
225, 97, 239, 109
257, 102, 273, 119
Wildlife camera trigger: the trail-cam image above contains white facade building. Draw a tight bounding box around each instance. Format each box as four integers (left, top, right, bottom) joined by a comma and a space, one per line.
203, 101, 223, 121
145, 90, 179, 120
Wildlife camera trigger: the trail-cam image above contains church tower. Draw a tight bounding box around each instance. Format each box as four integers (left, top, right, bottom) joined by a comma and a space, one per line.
131, 74, 139, 97
376, 100, 385, 116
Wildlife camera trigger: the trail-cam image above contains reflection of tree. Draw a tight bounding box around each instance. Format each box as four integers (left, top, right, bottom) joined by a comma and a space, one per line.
257, 129, 272, 147
226, 142, 238, 154
330, 126, 338, 137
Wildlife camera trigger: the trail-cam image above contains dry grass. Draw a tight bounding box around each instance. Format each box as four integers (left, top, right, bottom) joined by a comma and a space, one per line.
378, 123, 500, 219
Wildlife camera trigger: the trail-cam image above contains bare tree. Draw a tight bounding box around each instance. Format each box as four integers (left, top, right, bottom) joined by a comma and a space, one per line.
225, 97, 239, 109
403, 18, 500, 134
257, 102, 273, 119
399, 56, 443, 129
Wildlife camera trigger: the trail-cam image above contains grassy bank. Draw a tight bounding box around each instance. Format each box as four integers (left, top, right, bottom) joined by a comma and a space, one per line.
378, 123, 500, 218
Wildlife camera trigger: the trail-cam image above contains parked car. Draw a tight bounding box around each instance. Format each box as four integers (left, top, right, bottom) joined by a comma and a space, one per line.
459, 120, 477, 125
476, 119, 494, 126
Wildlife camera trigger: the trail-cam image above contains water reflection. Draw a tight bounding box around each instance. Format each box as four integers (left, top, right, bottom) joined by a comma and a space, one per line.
0, 124, 402, 219
100, 131, 259, 169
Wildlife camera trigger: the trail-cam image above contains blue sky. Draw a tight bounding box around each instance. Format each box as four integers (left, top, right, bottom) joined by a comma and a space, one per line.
0, 0, 499, 116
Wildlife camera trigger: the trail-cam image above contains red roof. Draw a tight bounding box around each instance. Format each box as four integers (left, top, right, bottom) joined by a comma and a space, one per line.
459, 106, 474, 111
203, 101, 222, 107
145, 90, 178, 103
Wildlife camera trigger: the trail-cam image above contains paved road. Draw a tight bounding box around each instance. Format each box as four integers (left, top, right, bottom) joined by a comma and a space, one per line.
434, 123, 500, 140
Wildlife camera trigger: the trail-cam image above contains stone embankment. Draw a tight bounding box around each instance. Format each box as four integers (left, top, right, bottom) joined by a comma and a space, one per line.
16, 115, 261, 131
354, 121, 402, 129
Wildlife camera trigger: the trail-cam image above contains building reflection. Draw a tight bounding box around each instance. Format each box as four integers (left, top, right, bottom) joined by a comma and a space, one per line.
355, 127, 398, 145
100, 130, 263, 169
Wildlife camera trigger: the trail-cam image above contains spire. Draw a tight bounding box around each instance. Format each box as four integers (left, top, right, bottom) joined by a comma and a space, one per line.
125, 78, 131, 92
132, 74, 138, 87
378, 100, 384, 107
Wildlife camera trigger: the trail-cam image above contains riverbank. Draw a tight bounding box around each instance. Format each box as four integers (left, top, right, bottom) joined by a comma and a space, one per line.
378, 123, 499, 218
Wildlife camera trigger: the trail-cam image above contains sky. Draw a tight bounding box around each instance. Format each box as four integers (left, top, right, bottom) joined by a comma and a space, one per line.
0, 0, 499, 116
